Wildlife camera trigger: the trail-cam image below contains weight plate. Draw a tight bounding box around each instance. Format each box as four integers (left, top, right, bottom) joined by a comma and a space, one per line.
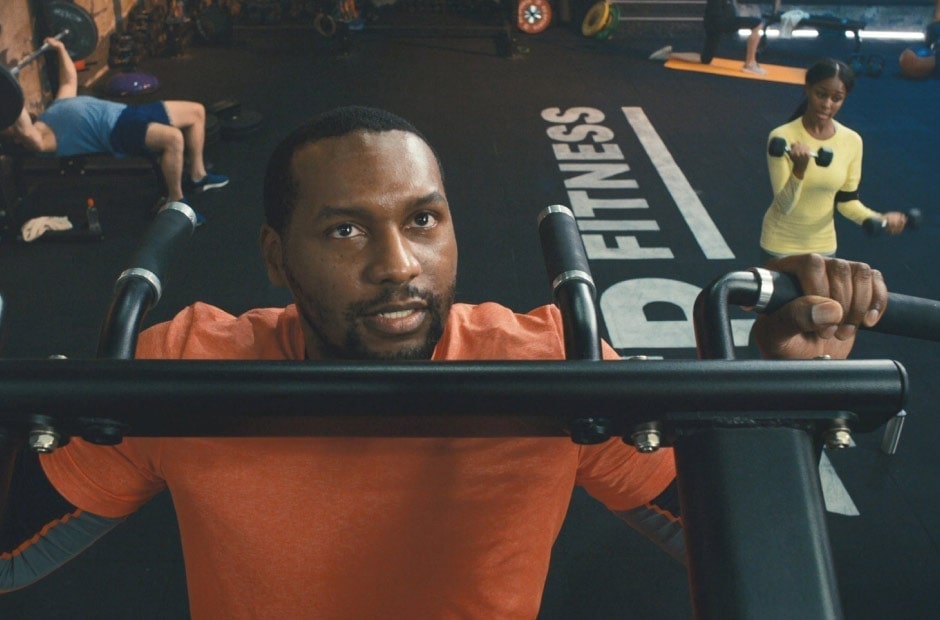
0, 67, 25, 129
195, 4, 234, 45
46, 1, 99, 60
517, 0, 552, 35
315, 13, 337, 37
220, 108, 264, 139
595, 2, 620, 39
582, 1, 610, 37
205, 113, 221, 145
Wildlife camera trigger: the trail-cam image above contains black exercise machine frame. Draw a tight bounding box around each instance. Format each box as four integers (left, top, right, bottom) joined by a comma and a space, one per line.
1, 203, 937, 619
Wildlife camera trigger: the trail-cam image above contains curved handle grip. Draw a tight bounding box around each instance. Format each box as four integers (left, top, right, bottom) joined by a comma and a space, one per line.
115, 201, 196, 305
757, 269, 940, 342
537, 205, 602, 363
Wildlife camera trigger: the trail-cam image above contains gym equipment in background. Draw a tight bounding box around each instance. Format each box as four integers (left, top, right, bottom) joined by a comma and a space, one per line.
207, 99, 264, 140
0, 1, 99, 129
899, 45, 936, 80
105, 0, 161, 96
517, 0, 552, 35
581, 0, 619, 40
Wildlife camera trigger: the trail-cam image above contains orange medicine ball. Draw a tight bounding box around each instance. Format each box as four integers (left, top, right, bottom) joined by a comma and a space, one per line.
899, 47, 936, 79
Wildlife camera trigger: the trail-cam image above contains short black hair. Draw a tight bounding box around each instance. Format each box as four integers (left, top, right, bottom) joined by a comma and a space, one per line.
263, 105, 443, 233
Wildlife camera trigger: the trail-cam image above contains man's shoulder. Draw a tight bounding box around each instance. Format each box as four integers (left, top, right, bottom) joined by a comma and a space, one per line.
437, 302, 565, 360
137, 302, 303, 359
449, 301, 561, 325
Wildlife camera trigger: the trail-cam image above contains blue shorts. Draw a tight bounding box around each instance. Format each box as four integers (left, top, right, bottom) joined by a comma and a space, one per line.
109, 102, 170, 156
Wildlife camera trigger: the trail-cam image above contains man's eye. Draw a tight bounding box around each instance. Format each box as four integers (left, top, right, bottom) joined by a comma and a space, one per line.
330, 223, 361, 238
413, 212, 436, 228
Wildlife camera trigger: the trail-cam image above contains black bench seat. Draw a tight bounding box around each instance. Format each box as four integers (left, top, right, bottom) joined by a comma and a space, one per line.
760, 13, 866, 52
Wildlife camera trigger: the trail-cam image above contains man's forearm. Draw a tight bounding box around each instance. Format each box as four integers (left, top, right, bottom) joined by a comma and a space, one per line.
53, 42, 78, 97
0, 450, 122, 593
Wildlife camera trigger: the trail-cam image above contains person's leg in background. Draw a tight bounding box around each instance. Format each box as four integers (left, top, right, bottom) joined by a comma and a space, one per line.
143, 122, 187, 202
649, 28, 720, 63
162, 101, 228, 193
742, 21, 766, 74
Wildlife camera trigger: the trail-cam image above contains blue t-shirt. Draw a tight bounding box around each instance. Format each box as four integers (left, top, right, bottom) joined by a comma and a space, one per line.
39, 96, 126, 156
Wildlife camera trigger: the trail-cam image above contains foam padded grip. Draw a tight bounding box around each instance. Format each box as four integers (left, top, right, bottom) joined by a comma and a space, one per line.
127, 202, 195, 280
537, 205, 593, 296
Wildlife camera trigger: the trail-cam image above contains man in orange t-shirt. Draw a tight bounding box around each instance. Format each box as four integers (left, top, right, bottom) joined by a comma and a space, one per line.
2, 106, 889, 618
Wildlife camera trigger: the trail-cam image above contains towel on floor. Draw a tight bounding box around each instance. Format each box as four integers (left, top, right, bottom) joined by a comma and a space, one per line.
21, 216, 73, 242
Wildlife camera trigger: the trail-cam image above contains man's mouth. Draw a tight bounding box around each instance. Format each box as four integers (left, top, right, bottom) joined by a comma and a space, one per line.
362, 303, 429, 335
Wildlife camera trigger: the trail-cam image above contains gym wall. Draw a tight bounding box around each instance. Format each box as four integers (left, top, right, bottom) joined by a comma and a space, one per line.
0, 2, 47, 113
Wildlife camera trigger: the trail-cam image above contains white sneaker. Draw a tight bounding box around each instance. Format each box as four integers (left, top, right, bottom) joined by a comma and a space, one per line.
742, 63, 767, 75
649, 45, 672, 61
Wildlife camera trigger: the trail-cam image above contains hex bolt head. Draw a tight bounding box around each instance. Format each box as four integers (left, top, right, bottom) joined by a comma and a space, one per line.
28, 429, 60, 453
825, 424, 853, 450
631, 428, 662, 453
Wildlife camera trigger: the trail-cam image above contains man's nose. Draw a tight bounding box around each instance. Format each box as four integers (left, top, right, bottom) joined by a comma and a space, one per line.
366, 229, 422, 284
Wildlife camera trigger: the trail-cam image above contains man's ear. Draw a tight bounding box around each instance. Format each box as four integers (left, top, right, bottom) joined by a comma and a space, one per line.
260, 224, 288, 287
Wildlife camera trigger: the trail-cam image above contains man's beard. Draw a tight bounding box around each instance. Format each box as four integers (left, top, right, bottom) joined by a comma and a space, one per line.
286, 269, 455, 361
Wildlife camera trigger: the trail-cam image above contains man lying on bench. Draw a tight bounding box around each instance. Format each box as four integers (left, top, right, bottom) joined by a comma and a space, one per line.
0, 36, 229, 225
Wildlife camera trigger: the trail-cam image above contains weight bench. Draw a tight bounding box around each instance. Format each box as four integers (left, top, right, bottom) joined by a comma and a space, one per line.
15, 152, 162, 179
761, 13, 866, 53
5, 152, 165, 241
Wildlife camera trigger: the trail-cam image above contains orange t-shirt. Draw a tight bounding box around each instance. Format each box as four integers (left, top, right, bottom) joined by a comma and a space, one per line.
42, 302, 675, 619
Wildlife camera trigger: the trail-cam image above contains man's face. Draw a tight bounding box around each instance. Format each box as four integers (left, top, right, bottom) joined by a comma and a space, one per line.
262, 130, 458, 360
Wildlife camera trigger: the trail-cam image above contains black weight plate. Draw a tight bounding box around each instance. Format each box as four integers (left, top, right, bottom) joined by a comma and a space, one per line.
220, 108, 263, 139
46, 1, 99, 60
195, 4, 234, 45
205, 113, 221, 145
0, 67, 25, 129
207, 99, 241, 119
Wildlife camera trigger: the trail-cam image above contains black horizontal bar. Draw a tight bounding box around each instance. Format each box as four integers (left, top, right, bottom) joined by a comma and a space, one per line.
0, 359, 906, 439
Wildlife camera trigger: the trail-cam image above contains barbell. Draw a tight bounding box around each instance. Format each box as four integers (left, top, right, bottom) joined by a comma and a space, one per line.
10, 30, 70, 78
1, 1, 99, 130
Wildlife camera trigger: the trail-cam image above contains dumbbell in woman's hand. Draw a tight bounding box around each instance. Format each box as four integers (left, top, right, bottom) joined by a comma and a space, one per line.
768, 136, 833, 167
863, 208, 923, 236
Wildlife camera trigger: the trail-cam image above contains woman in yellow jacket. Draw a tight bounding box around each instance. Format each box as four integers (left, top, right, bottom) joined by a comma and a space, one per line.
760, 58, 908, 263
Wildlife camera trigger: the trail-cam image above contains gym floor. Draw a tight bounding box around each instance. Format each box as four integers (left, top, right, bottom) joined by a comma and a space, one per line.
1, 11, 938, 619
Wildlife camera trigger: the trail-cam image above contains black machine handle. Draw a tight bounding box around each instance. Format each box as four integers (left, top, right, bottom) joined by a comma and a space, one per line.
537, 205, 602, 361
758, 268, 940, 340
96, 202, 196, 359
694, 267, 940, 360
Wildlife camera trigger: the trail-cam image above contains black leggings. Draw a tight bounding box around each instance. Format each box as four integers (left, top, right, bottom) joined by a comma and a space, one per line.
701, 16, 763, 64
